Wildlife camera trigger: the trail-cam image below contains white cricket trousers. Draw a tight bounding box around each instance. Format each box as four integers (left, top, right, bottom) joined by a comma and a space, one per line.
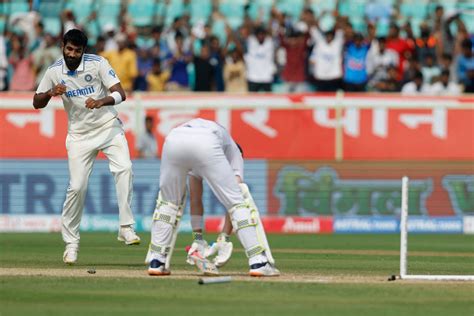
62, 118, 135, 245
152, 127, 266, 265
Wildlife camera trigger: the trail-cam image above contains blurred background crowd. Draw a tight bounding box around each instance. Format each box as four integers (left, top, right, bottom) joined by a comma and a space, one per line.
1, 0, 474, 94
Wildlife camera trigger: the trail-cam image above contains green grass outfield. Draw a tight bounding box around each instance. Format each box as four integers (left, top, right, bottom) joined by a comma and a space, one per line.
1, 233, 473, 316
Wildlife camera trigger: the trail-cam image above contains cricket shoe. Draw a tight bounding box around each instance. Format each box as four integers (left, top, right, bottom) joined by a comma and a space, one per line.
117, 226, 141, 245
63, 244, 78, 265
148, 259, 170, 276
249, 262, 280, 277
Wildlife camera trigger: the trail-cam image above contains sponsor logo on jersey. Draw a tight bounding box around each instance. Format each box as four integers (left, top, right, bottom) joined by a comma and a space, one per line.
109, 69, 116, 78
85, 74, 93, 82
65, 86, 95, 98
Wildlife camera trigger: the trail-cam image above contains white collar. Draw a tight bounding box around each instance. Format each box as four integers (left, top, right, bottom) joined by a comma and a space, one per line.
62, 55, 85, 75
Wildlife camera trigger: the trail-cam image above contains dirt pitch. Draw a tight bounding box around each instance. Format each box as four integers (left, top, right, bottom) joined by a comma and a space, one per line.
2, 267, 472, 285
2, 248, 473, 284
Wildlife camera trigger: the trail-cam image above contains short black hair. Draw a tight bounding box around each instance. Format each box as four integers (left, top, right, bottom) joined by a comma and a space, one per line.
254, 26, 266, 36
414, 71, 423, 80
442, 53, 452, 61
175, 31, 184, 40
152, 25, 163, 33
145, 116, 154, 122
63, 29, 88, 48
353, 32, 363, 41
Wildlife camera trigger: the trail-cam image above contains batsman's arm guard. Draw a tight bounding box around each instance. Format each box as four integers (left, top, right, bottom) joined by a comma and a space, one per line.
239, 183, 275, 265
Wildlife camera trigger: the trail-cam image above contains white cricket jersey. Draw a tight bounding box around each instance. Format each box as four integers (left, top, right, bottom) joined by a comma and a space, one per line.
36, 54, 121, 134
180, 118, 244, 180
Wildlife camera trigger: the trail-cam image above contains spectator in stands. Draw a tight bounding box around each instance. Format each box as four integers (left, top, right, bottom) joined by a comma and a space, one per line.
146, 58, 170, 92
101, 34, 138, 92
415, 23, 437, 65
430, 69, 461, 95
165, 32, 192, 91
279, 26, 309, 93
309, 12, 345, 92
136, 116, 158, 159
242, 27, 275, 92
224, 48, 247, 93
457, 38, 474, 86
402, 52, 420, 84
432, 5, 444, 33
463, 64, 474, 93
193, 44, 213, 92
421, 54, 441, 84
61, 9, 79, 34
0, 35, 8, 91
9, 11, 41, 50
8, 33, 35, 91
103, 23, 119, 52
151, 25, 169, 60
91, 36, 105, 55
366, 37, 399, 91
440, 53, 455, 81
29, 21, 44, 53
343, 32, 369, 92
32, 33, 61, 88
439, 10, 466, 57
386, 23, 413, 80
209, 35, 226, 92
373, 65, 401, 92
134, 47, 154, 91
166, 16, 191, 54
401, 71, 430, 94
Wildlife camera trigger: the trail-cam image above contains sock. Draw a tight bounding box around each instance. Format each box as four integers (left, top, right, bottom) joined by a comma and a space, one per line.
218, 232, 230, 242
192, 232, 203, 241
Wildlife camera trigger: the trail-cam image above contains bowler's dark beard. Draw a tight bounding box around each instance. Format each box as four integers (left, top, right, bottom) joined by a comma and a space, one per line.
63, 53, 82, 71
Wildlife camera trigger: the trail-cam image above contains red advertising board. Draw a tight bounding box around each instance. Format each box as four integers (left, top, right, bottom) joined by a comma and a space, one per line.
205, 216, 334, 234
1, 93, 473, 160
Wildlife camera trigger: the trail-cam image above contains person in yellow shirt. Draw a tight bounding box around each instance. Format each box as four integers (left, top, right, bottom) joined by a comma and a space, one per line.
101, 35, 138, 92
147, 59, 170, 92
224, 49, 247, 93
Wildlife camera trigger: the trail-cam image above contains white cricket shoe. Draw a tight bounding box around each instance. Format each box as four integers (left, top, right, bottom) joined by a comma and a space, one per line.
148, 259, 170, 276
63, 244, 78, 265
249, 262, 280, 277
206, 235, 233, 267
117, 226, 140, 245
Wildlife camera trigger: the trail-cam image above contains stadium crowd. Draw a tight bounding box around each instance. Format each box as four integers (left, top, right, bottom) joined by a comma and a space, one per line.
1, 0, 474, 94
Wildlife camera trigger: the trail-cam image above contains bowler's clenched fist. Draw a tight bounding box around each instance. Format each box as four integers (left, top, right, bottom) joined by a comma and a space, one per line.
85, 97, 104, 109
48, 84, 66, 97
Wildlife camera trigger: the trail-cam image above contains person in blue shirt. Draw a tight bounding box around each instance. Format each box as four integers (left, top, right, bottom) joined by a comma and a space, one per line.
457, 38, 474, 86
343, 33, 370, 92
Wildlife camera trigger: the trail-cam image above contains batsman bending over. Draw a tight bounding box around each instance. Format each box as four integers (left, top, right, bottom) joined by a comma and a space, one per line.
184, 142, 243, 269
146, 118, 279, 276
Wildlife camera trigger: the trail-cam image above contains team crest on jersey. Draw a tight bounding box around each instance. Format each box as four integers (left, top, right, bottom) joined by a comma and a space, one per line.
109, 69, 116, 78
85, 74, 93, 82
